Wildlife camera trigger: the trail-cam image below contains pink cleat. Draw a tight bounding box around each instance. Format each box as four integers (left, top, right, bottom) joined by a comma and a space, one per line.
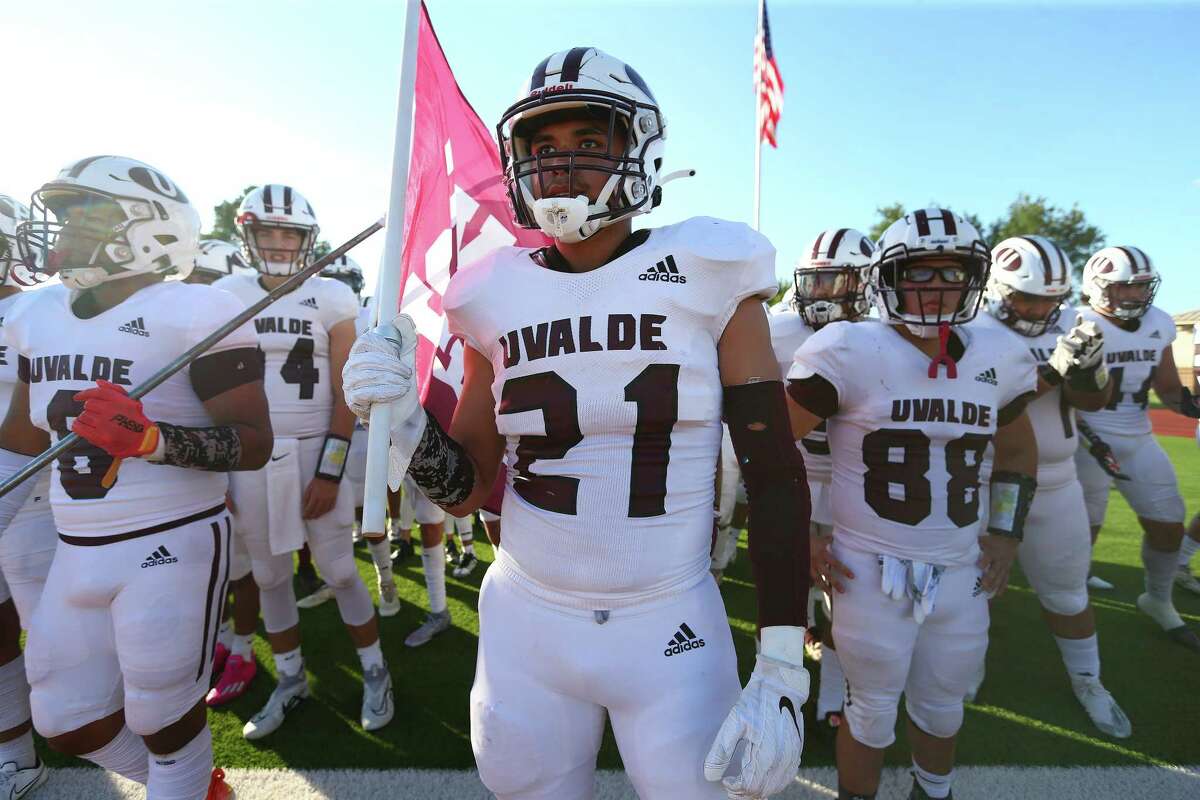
206, 654, 257, 707
212, 641, 231, 678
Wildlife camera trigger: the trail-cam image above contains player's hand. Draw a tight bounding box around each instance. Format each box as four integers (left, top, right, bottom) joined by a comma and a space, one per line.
1049, 321, 1104, 378
705, 626, 808, 799
71, 380, 160, 459
302, 477, 339, 519
810, 535, 853, 595
342, 316, 419, 423
1177, 388, 1200, 420
1089, 439, 1129, 480
977, 535, 1019, 597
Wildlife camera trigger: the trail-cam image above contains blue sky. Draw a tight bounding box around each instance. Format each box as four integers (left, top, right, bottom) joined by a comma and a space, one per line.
7, 1, 1199, 311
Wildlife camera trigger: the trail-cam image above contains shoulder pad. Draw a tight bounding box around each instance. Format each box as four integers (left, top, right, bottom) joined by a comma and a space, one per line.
444, 246, 530, 315
668, 216, 773, 264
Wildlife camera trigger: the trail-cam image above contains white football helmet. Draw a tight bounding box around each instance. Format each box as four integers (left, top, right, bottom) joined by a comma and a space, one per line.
1081, 245, 1159, 321
499, 47, 666, 243
984, 236, 1072, 336
0, 194, 47, 287
190, 239, 253, 285
18, 155, 199, 290
236, 184, 319, 276
868, 208, 990, 337
321, 254, 363, 296
793, 227, 873, 328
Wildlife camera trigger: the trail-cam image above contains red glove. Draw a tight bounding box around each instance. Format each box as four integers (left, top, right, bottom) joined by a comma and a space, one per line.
71, 380, 160, 459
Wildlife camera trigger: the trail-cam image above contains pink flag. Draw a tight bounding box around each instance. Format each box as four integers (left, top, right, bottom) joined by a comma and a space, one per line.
394, 3, 546, 428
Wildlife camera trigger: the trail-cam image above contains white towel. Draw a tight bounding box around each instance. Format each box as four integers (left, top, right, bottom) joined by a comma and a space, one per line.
266, 437, 305, 556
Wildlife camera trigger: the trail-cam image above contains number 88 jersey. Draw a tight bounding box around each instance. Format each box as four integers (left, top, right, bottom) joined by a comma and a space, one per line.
790, 320, 1038, 566
445, 218, 778, 600
215, 274, 359, 438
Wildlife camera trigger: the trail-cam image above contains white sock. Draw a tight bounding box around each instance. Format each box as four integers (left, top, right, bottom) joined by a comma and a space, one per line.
232, 633, 255, 660
1179, 535, 1200, 568
0, 729, 36, 770
1142, 540, 1179, 601
368, 539, 394, 586
82, 725, 149, 785
216, 620, 233, 650
273, 646, 303, 678
357, 640, 384, 672
386, 519, 401, 543
148, 726, 212, 800
0, 655, 32, 734
461, 529, 474, 554
422, 542, 447, 614
1055, 634, 1101, 681
912, 760, 953, 799
816, 646, 846, 719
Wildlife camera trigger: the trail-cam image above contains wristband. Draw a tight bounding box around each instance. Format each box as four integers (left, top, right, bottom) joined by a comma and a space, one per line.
315, 434, 351, 482
1037, 363, 1063, 387
988, 471, 1037, 541
1067, 363, 1109, 393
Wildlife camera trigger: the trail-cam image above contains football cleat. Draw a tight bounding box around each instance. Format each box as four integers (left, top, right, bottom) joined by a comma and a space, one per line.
205, 767, 234, 800
1087, 575, 1115, 591
445, 539, 460, 567
1174, 566, 1200, 596
378, 579, 401, 617
0, 757, 48, 799
212, 641, 231, 678
908, 775, 953, 800
390, 539, 414, 568
1136, 593, 1200, 652
242, 669, 309, 740
296, 581, 335, 609
207, 654, 257, 707
360, 663, 395, 731
453, 552, 479, 578
405, 610, 451, 647
1070, 676, 1132, 738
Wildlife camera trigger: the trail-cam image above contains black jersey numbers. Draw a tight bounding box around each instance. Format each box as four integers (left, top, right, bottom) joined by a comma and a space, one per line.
47, 388, 117, 499
281, 337, 319, 399
862, 428, 991, 528
499, 365, 680, 517
1105, 366, 1154, 411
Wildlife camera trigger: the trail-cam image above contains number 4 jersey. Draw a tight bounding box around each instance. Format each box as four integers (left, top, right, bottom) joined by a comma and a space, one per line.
444, 217, 778, 600
215, 274, 359, 438
790, 320, 1038, 566
3, 282, 259, 537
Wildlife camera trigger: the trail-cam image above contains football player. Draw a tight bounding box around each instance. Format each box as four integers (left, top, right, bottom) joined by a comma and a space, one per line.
771, 227, 873, 736
214, 184, 394, 738
974, 236, 1130, 736
787, 210, 1039, 800
1072, 247, 1200, 650
343, 48, 811, 800
188, 239, 254, 286
0, 194, 55, 799
397, 478, 452, 645
446, 513, 479, 578
2, 156, 271, 800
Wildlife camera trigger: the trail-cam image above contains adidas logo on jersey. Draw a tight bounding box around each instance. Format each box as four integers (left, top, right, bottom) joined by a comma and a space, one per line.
1150, 330, 1161, 339
299, 297, 319, 309
639, 254, 686, 284
663, 622, 705, 657
119, 317, 150, 337
974, 367, 998, 386
141, 545, 177, 569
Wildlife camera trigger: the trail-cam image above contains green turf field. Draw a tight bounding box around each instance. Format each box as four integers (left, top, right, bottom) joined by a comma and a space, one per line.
39, 437, 1200, 771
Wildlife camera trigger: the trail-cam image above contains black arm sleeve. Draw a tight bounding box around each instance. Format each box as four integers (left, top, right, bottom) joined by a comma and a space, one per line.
786, 374, 839, 418
408, 410, 476, 508
156, 422, 243, 472
190, 347, 265, 402
724, 380, 811, 629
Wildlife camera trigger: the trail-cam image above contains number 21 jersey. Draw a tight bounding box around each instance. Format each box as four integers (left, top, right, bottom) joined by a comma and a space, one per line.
445, 217, 777, 600
215, 274, 359, 438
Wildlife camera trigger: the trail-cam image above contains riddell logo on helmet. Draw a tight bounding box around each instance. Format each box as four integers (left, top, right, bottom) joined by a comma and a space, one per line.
640, 255, 686, 284
533, 84, 574, 98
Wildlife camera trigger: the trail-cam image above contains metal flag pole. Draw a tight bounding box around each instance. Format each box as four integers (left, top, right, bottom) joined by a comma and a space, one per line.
361, 0, 422, 543
752, 0, 764, 232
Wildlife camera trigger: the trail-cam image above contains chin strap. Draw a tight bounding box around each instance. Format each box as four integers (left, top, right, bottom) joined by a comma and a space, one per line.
927, 322, 957, 379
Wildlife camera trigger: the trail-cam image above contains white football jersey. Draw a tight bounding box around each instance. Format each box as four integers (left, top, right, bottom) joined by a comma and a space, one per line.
4, 282, 258, 536
1076, 305, 1175, 438
768, 311, 831, 483
974, 308, 1080, 488
791, 320, 1038, 566
0, 292, 52, 507
445, 217, 777, 598
215, 274, 358, 438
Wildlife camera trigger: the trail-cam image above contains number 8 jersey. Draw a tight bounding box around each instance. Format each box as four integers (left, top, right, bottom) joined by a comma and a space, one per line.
215, 274, 359, 438
790, 320, 1037, 566
444, 217, 777, 600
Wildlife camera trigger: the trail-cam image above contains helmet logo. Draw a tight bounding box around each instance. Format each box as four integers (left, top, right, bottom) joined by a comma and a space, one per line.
127, 166, 188, 203
532, 84, 573, 99
995, 248, 1023, 271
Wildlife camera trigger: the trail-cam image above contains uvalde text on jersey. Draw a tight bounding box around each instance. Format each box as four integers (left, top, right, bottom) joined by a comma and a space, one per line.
500, 314, 667, 368
891, 398, 992, 427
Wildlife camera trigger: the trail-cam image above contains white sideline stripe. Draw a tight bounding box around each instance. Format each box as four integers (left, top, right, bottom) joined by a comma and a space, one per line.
31, 765, 1200, 799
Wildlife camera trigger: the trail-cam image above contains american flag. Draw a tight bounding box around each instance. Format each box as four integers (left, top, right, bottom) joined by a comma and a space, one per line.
754, 0, 784, 147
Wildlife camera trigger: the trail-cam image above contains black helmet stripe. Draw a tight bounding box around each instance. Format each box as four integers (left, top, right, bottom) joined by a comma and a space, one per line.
826, 228, 849, 260
559, 47, 591, 83
913, 209, 930, 236
530, 55, 552, 89
283, 186, 293, 215
262, 184, 274, 212
625, 64, 656, 102
938, 209, 957, 236
810, 230, 826, 260
1117, 246, 1144, 274
1053, 242, 1069, 283
1021, 236, 1057, 286
67, 155, 111, 178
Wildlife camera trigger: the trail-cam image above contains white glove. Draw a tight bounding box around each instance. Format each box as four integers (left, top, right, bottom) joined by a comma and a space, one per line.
879, 555, 911, 603
705, 626, 808, 799
1049, 320, 1104, 377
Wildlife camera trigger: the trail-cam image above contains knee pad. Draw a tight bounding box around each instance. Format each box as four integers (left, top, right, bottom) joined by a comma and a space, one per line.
249, 552, 292, 593
471, 693, 548, 797
258, 581, 300, 634
905, 696, 965, 741
313, 547, 359, 591
842, 687, 898, 749
123, 661, 203, 737
331, 580, 375, 628
0, 655, 32, 730
1038, 587, 1089, 617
